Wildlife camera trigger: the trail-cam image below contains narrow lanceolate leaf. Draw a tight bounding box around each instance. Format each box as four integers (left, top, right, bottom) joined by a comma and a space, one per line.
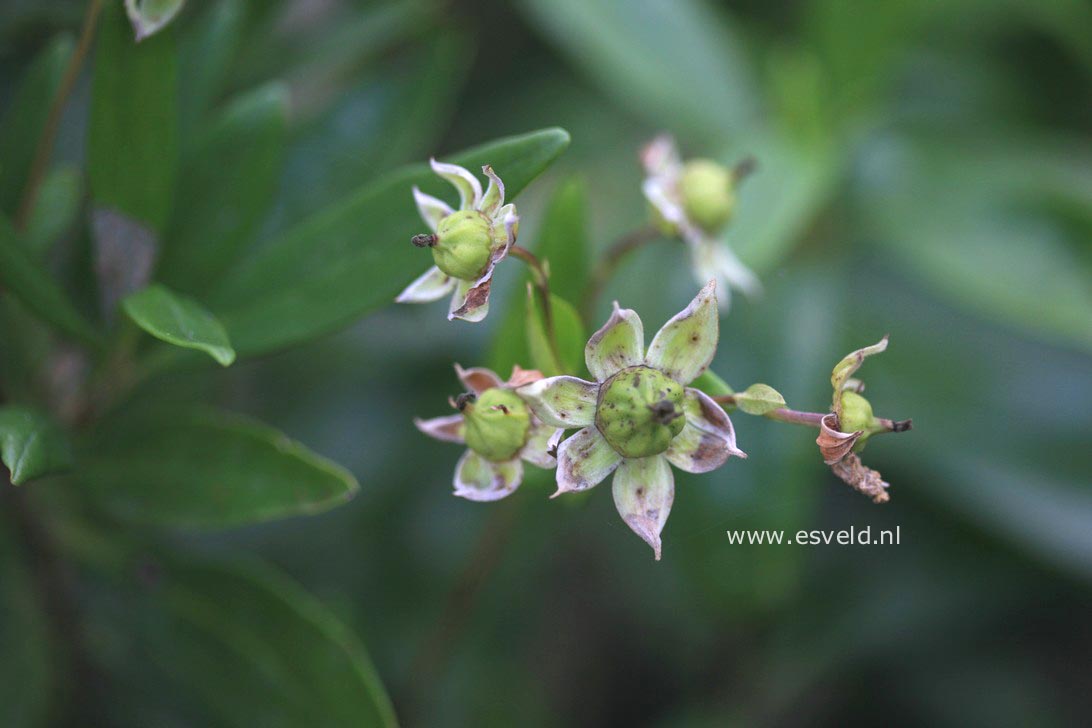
211, 127, 570, 357
0, 215, 100, 348
77, 408, 357, 528
158, 83, 288, 293
0, 34, 73, 215
0, 511, 53, 727
122, 284, 236, 366
534, 176, 590, 302
25, 166, 80, 257
89, 0, 178, 232
734, 383, 786, 416
0, 406, 71, 485
525, 286, 586, 377
151, 557, 398, 727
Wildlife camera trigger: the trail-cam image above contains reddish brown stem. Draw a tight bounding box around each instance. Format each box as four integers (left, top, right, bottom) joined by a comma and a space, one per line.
581, 226, 663, 321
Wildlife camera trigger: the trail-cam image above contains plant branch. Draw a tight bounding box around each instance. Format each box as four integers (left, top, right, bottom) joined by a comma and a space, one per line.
16, 0, 104, 230
712, 394, 913, 433
581, 226, 663, 320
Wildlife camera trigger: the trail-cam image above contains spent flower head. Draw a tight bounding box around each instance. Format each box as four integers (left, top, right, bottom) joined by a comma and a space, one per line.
640, 134, 760, 311
396, 160, 519, 322
415, 365, 561, 502
518, 281, 745, 559
816, 335, 912, 503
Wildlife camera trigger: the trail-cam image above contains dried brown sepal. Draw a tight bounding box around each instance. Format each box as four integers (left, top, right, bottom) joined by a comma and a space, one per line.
830, 453, 890, 504
816, 413, 861, 465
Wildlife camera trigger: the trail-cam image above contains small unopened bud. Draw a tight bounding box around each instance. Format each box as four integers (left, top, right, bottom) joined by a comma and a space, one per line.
596, 366, 686, 458
679, 159, 735, 233
838, 390, 875, 439
431, 210, 494, 280
463, 388, 531, 462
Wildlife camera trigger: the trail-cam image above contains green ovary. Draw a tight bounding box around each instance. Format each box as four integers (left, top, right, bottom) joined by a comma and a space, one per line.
464, 389, 531, 462
432, 210, 494, 280
679, 159, 735, 233
839, 390, 875, 434
596, 366, 686, 458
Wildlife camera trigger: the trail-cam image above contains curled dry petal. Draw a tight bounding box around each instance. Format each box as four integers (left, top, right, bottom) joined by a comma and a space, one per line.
554, 426, 622, 496
645, 280, 719, 385
454, 364, 503, 394
412, 186, 454, 232
612, 455, 675, 560
666, 388, 745, 473
414, 414, 466, 444
521, 422, 563, 469
831, 335, 889, 416
396, 266, 456, 304
454, 449, 523, 502
585, 301, 645, 381
480, 165, 505, 217
498, 203, 519, 248
517, 376, 598, 429
830, 453, 890, 504
816, 413, 862, 465
429, 158, 482, 210
448, 276, 492, 322
505, 365, 543, 389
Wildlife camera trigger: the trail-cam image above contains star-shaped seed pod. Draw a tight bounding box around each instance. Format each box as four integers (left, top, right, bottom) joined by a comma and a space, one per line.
518, 281, 745, 560
816, 336, 912, 503
415, 365, 561, 502
396, 160, 519, 322
640, 134, 760, 311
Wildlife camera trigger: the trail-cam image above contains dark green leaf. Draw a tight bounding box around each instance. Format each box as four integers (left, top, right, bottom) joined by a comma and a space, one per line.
734, 383, 786, 415
0, 215, 100, 348
534, 176, 590, 302
151, 557, 398, 727
178, 0, 245, 144
0, 406, 71, 485
0, 34, 72, 215
122, 284, 236, 366
524, 286, 586, 377
0, 510, 53, 727
159, 83, 288, 293
24, 165, 80, 257
89, 0, 179, 232
211, 127, 570, 356
77, 408, 357, 528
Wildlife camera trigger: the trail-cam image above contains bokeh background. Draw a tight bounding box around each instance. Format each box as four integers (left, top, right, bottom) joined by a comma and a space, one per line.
2, 0, 1090, 725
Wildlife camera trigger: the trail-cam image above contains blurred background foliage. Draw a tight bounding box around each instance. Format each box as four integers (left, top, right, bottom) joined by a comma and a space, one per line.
0, 0, 1089, 725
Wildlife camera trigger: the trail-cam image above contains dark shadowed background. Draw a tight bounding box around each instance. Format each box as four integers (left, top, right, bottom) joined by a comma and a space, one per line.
1, 0, 1089, 725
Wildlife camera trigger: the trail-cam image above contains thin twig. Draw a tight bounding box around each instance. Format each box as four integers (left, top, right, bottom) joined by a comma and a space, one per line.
713, 395, 912, 433
581, 226, 663, 321
16, 0, 104, 230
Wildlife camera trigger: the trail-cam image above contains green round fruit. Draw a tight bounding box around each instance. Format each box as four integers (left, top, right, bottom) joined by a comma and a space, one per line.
839, 390, 874, 435
596, 366, 686, 458
464, 388, 531, 462
679, 159, 734, 233
432, 210, 494, 280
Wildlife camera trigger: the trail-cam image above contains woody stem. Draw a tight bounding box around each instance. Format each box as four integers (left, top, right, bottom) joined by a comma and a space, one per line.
509, 245, 562, 370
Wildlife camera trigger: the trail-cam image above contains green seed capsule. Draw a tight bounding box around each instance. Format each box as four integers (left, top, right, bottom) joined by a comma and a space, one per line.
679, 159, 735, 233
596, 366, 686, 458
463, 388, 531, 462
432, 210, 494, 280
839, 390, 875, 436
